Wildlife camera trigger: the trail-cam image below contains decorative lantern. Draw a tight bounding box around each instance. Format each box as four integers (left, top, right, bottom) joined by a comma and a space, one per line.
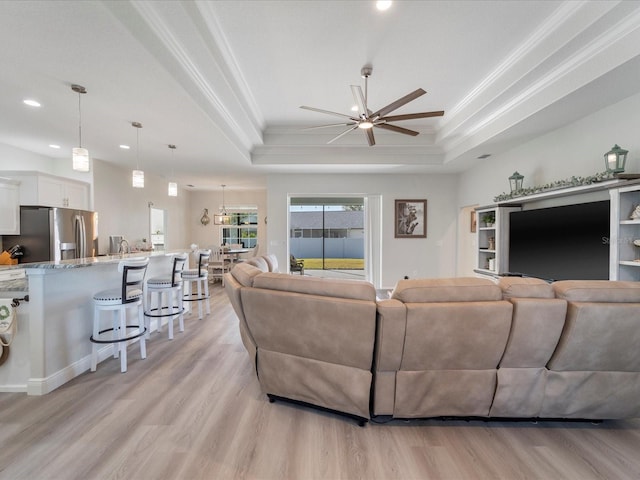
200, 208, 210, 226
604, 144, 628, 173
509, 171, 524, 193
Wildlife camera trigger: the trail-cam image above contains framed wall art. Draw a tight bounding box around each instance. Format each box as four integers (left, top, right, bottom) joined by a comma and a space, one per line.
395, 199, 427, 238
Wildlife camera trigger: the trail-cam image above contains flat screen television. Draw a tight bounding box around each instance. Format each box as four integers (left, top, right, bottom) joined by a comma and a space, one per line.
508, 200, 610, 281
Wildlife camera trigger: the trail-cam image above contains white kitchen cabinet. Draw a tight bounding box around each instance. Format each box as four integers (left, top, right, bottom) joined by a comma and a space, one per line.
6, 172, 90, 210
0, 178, 20, 234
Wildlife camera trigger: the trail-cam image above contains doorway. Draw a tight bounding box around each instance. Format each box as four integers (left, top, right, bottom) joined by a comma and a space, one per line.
150, 207, 166, 251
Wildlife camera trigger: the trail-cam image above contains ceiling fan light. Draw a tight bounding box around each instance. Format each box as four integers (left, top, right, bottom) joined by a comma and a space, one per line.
358, 121, 373, 129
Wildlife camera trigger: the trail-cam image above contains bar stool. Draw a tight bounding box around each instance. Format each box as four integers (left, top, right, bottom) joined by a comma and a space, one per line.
182, 249, 211, 319
90, 257, 149, 373
144, 253, 188, 340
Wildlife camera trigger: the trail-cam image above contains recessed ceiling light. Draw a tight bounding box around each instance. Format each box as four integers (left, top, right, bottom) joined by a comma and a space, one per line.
376, 1, 392, 11
49, 144, 61, 149
477, 154, 491, 159
120, 144, 130, 149
23, 99, 41, 107
351, 105, 359, 112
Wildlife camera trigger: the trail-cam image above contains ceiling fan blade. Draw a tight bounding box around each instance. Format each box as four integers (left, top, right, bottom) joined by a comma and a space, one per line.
370, 88, 427, 119
300, 105, 356, 121
380, 111, 445, 122
327, 125, 359, 144
364, 128, 375, 146
375, 123, 420, 136
350, 85, 368, 118
302, 122, 356, 130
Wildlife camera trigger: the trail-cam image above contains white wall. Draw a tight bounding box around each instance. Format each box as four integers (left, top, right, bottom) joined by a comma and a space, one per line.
93, 159, 190, 254
0, 144, 59, 173
459, 91, 640, 208
189, 189, 267, 253
267, 173, 459, 288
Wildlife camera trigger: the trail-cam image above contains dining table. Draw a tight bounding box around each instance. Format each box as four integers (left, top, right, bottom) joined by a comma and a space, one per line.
222, 247, 250, 263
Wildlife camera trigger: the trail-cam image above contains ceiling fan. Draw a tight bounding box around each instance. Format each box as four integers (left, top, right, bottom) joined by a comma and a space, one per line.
300, 65, 444, 146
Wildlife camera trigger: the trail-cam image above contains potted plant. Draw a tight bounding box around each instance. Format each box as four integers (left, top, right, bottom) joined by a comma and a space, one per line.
482, 212, 495, 227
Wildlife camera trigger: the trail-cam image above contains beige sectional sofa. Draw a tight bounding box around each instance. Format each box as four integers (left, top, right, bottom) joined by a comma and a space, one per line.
225, 256, 640, 423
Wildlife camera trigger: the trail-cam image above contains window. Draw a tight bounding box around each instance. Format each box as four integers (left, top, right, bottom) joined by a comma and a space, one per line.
221, 209, 258, 248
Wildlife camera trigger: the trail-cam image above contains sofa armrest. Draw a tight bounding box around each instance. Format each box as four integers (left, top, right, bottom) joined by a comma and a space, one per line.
375, 299, 407, 371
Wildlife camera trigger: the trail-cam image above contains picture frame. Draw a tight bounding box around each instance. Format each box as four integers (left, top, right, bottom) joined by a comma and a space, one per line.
395, 199, 427, 238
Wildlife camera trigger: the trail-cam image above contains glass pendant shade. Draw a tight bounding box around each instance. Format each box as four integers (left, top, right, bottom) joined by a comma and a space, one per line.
72, 147, 89, 172
214, 214, 231, 225
132, 169, 144, 188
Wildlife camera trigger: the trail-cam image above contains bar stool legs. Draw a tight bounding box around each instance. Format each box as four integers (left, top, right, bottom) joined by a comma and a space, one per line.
145, 286, 184, 339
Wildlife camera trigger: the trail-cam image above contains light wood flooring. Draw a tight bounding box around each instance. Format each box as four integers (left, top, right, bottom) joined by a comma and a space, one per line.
1, 284, 640, 479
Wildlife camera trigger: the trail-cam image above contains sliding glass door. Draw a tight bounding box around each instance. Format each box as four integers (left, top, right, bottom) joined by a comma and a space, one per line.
289, 197, 365, 279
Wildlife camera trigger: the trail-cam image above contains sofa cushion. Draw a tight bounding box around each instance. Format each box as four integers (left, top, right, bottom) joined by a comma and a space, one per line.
252, 272, 376, 302
245, 256, 269, 272
499, 277, 554, 299
230, 262, 264, 287
553, 280, 640, 303
391, 277, 502, 303
262, 254, 279, 272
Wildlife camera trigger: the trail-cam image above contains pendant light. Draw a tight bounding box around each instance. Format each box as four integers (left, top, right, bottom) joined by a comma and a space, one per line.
214, 184, 231, 225
131, 121, 144, 188
71, 84, 90, 172
167, 144, 178, 197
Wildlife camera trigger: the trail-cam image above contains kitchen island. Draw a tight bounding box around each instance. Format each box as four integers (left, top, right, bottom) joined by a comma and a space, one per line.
0, 250, 190, 395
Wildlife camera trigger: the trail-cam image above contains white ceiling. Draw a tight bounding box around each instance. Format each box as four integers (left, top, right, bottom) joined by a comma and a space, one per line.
1, 0, 639, 191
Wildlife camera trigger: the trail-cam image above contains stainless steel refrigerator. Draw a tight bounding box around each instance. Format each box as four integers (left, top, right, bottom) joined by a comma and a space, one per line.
6, 206, 98, 263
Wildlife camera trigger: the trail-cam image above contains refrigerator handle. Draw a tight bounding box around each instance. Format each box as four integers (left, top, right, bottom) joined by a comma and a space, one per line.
75, 215, 86, 259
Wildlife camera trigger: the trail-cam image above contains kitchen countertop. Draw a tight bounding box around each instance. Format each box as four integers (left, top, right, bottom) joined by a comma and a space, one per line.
0, 250, 190, 292
0, 277, 28, 292
7, 250, 187, 270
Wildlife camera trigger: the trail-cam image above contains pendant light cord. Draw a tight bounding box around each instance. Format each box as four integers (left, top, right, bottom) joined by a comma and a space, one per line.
136, 128, 140, 170
77, 92, 83, 148
221, 184, 227, 215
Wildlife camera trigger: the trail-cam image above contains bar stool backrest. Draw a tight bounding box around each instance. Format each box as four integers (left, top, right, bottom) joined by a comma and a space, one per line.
172, 253, 189, 287
196, 249, 212, 277
117, 257, 149, 304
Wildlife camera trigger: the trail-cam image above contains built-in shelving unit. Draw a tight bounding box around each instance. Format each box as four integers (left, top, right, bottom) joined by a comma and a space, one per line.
475, 206, 520, 276
610, 183, 640, 281
477, 178, 640, 282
